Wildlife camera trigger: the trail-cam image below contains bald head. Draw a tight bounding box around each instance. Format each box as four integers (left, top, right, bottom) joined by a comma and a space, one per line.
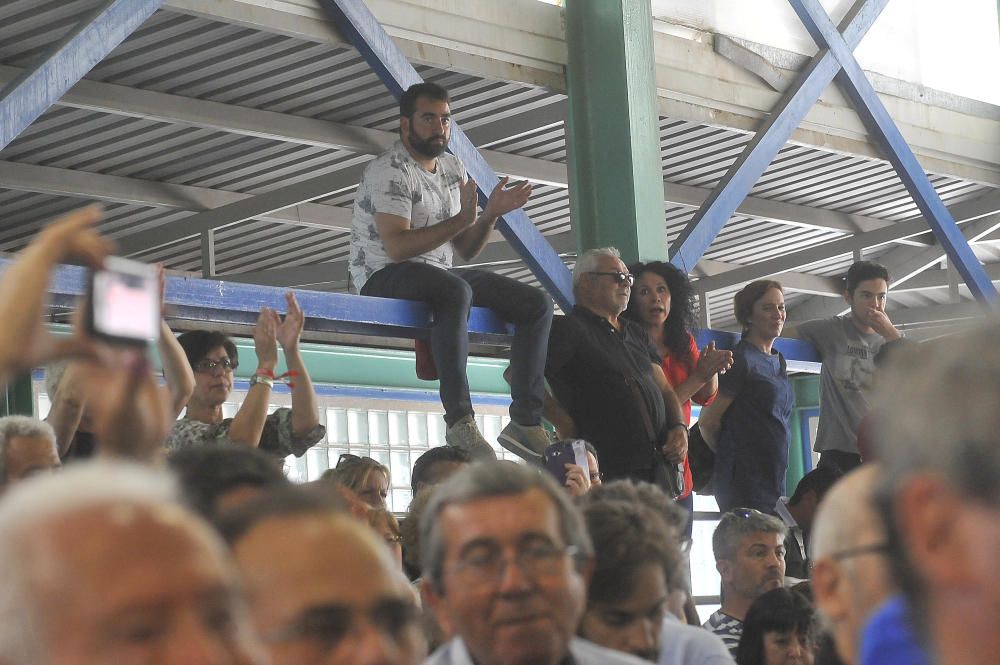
811, 465, 894, 665
811, 465, 884, 559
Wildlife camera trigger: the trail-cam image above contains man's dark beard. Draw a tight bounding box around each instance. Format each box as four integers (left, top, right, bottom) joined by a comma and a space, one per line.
408, 127, 448, 158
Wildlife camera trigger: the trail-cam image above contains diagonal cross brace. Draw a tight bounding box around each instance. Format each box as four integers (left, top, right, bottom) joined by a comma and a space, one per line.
789, 0, 998, 305
0, 0, 164, 151
668, 0, 888, 273
317, 0, 574, 311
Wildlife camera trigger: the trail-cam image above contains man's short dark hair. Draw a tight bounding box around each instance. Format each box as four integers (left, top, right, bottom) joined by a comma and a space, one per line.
583, 500, 682, 603
177, 330, 238, 369
399, 82, 450, 119
788, 466, 842, 506
845, 261, 890, 296
411, 446, 471, 493
167, 445, 290, 519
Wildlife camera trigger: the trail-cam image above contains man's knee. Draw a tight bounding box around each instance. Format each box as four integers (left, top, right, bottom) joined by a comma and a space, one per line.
433, 273, 473, 311
523, 286, 554, 322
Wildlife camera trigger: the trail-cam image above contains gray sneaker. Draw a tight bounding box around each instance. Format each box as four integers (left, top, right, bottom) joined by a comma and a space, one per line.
497, 421, 553, 463
445, 415, 497, 462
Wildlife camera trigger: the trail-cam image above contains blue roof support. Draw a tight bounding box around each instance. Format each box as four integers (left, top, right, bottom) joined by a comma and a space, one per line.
668, 0, 888, 273
788, 0, 998, 305
0, 0, 164, 151
316, 0, 574, 311
669, 0, 997, 307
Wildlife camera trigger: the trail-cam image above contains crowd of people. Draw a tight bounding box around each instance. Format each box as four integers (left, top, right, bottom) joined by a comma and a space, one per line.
0, 81, 993, 665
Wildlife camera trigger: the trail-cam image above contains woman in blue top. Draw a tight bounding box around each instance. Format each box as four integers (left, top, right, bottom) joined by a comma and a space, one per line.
697, 280, 793, 513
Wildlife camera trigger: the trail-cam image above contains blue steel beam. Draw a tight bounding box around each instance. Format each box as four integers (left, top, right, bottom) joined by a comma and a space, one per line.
24, 258, 823, 368
34, 261, 514, 346
0, 0, 164, 151
316, 0, 574, 311
668, 0, 888, 273
788, 0, 999, 305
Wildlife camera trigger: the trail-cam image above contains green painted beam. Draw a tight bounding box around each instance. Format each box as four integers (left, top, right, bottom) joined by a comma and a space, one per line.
564, 0, 666, 262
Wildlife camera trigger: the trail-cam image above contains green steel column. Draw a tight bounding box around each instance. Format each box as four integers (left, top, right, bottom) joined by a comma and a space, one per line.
1, 374, 34, 417
564, 0, 665, 263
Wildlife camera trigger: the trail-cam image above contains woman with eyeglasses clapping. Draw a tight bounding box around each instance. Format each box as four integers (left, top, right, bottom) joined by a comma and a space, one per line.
166, 293, 325, 458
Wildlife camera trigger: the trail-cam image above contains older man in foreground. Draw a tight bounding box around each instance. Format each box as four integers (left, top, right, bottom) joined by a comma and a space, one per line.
420, 461, 646, 665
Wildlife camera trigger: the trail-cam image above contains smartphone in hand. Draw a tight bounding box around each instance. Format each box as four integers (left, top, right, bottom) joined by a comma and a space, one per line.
86, 257, 160, 346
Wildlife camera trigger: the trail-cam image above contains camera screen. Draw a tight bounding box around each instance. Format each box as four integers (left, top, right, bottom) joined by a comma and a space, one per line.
91, 268, 159, 341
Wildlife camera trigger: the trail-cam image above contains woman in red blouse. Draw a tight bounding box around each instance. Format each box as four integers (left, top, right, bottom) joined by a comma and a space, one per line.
624, 262, 733, 517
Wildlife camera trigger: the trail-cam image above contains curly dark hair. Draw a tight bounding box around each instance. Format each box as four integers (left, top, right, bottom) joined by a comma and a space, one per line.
623, 261, 697, 370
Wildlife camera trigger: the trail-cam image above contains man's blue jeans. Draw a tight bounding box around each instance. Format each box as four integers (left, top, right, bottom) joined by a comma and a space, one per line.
361, 261, 553, 428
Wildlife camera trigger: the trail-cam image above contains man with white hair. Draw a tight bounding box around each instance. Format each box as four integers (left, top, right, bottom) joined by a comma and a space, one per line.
810, 465, 895, 665
0, 416, 59, 489
0, 462, 263, 664
543, 247, 688, 487
867, 321, 1000, 665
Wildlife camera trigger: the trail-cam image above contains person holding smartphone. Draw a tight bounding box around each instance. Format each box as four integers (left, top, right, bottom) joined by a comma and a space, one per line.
165, 293, 325, 458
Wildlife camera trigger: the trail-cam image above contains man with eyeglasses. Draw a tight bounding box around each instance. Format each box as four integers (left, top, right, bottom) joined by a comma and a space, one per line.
543, 247, 688, 493
810, 465, 896, 665
349, 82, 553, 462
705, 508, 787, 658
223, 485, 425, 665
420, 461, 646, 665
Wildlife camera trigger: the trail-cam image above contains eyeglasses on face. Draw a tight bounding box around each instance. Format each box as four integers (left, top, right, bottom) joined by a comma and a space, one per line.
261, 598, 419, 648
587, 271, 635, 286
450, 539, 578, 587
193, 357, 238, 373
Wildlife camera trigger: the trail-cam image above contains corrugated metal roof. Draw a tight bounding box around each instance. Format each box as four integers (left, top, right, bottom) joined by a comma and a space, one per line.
0, 0, 996, 337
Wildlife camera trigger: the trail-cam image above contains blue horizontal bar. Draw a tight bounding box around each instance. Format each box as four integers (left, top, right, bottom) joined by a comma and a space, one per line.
27, 260, 514, 344
693, 328, 821, 373
16, 259, 823, 367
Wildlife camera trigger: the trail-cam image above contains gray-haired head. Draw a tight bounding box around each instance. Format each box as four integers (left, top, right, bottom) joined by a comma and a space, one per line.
572, 247, 622, 290
712, 508, 787, 562
873, 320, 1000, 606
419, 461, 593, 593
0, 416, 57, 486
0, 462, 179, 664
